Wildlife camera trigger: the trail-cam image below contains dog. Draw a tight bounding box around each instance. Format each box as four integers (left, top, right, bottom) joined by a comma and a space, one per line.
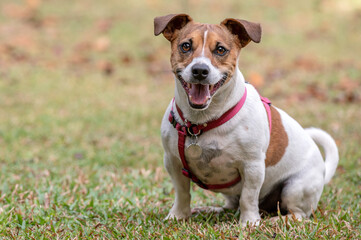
154, 13, 339, 226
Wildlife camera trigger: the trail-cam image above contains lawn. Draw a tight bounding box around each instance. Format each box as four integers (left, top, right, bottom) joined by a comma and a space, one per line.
0, 0, 360, 238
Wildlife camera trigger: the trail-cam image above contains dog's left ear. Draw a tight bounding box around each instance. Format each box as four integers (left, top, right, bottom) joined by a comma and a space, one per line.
154, 14, 193, 41
221, 18, 262, 47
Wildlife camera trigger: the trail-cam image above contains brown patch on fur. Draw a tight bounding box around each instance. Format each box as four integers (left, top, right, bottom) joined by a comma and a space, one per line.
265, 106, 289, 167
220, 18, 262, 47
154, 14, 193, 41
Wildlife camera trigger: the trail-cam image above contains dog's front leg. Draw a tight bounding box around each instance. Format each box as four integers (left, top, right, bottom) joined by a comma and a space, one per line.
239, 159, 265, 227
164, 154, 191, 220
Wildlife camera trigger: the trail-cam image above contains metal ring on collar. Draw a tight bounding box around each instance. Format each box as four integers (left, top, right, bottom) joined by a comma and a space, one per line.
187, 126, 202, 136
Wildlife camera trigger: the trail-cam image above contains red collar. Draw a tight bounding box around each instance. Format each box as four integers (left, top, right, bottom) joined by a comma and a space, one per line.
171, 87, 248, 137
168, 87, 271, 190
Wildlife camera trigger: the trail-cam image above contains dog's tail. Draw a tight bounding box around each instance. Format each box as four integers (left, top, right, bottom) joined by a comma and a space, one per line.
305, 127, 339, 184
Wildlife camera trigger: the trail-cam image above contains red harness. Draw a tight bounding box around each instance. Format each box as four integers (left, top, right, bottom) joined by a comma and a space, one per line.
168, 87, 272, 190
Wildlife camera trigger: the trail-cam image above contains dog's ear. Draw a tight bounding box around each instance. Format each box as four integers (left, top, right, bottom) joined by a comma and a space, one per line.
221, 18, 261, 47
154, 14, 193, 41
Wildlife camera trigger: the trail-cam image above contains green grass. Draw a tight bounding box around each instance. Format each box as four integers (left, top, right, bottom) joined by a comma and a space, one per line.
0, 0, 360, 238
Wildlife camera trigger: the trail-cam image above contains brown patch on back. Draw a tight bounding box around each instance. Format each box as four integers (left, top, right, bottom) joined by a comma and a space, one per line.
265, 106, 289, 167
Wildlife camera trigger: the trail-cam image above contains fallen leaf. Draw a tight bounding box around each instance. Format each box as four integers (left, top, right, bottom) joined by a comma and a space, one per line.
248, 72, 264, 88
307, 83, 327, 101
69, 54, 91, 65
120, 53, 133, 65
155, 167, 164, 182
336, 77, 360, 92
26, 0, 42, 10
97, 60, 114, 76
293, 56, 323, 71
2, 3, 32, 20
44, 192, 50, 209
333, 92, 361, 103
336, 165, 346, 174
10, 33, 37, 52
333, 77, 361, 103
93, 36, 110, 52
95, 18, 113, 33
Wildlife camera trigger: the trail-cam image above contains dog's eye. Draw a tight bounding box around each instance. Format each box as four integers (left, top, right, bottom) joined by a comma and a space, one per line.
180, 42, 192, 53
215, 46, 227, 56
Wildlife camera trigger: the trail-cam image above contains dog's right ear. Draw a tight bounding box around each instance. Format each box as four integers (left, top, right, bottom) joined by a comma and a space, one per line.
154, 14, 192, 41
221, 18, 261, 48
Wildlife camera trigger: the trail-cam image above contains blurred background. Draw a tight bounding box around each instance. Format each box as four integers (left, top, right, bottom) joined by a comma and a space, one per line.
0, 0, 360, 236
1, 0, 360, 179
1, 0, 360, 163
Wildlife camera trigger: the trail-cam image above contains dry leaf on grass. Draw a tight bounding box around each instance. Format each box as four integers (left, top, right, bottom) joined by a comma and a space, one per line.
93, 36, 110, 52
97, 60, 114, 76
248, 72, 264, 88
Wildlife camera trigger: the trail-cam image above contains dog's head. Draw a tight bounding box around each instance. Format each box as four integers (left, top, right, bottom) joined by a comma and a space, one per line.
154, 14, 261, 110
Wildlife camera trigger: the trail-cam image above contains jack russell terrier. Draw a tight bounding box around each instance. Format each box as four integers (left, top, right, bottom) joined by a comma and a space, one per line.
154, 13, 339, 226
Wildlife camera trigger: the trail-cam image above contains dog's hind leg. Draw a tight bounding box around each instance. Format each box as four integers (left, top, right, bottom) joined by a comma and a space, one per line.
280, 158, 325, 219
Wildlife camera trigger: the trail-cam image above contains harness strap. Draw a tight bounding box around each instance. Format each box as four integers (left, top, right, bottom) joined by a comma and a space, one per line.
169, 87, 272, 190
261, 96, 272, 133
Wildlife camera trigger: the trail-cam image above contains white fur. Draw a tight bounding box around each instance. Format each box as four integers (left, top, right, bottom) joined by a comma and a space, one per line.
161, 52, 338, 227
201, 30, 208, 57
305, 128, 339, 184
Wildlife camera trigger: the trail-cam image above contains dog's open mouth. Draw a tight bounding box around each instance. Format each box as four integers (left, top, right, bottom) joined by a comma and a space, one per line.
178, 74, 228, 109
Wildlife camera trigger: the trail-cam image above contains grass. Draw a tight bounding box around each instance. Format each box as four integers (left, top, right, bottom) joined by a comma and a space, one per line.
0, 0, 360, 238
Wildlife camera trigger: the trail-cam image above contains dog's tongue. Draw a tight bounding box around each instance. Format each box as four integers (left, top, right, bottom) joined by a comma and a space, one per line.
189, 84, 210, 106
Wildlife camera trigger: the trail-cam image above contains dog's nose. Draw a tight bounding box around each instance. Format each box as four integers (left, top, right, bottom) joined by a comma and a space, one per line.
192, 63, 210, 80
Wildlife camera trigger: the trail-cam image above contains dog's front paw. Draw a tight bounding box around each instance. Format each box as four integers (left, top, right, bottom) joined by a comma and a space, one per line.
241, 218, 261, 227
240, 212, 261, 227
164, 208, 191, 221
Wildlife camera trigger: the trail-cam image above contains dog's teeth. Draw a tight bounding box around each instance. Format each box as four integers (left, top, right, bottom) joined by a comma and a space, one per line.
209, 85, 214, 91
189, 95, 193, 101
187, 83, 191, 89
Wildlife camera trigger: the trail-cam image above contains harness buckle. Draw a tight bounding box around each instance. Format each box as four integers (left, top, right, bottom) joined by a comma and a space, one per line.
261, 96, 271, 106
169, 111, 177, 128
186, 124, 202, 137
